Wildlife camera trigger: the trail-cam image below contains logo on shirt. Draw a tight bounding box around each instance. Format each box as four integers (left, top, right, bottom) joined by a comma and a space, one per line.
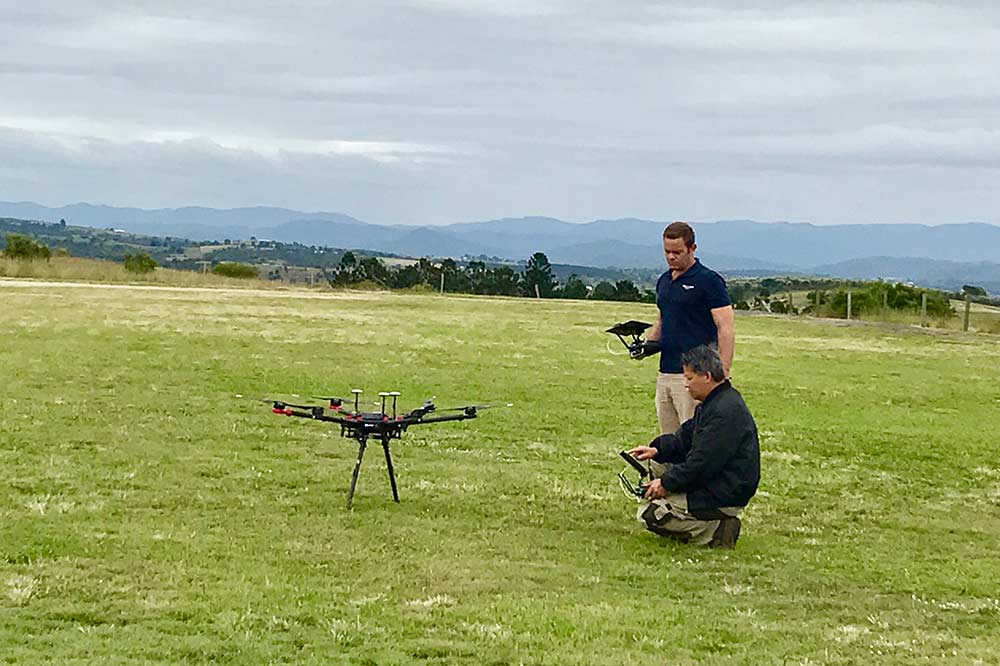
682, 284, 695, 290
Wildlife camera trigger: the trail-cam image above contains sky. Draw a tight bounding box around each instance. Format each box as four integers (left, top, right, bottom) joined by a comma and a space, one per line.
1, 1, 999, 226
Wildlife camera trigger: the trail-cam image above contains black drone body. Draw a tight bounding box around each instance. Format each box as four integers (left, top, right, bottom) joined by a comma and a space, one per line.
268, 389, 482, 508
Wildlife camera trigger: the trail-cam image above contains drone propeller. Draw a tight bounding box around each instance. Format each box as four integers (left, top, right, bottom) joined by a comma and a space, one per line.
312, 396, 345, 407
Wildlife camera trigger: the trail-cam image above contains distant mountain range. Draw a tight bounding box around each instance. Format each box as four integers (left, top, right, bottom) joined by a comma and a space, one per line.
2, 201, 999, 293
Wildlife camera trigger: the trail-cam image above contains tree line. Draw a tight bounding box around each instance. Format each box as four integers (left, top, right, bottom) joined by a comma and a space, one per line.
330, 251, 655, 302
5, 228, 995, 315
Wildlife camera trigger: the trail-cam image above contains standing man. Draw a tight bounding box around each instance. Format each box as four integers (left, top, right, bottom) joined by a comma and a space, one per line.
635, 222, 734, 435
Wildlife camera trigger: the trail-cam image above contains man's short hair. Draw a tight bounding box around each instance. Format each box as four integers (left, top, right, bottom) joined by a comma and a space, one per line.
681, 345, 725, 381
663, 221, 695, 247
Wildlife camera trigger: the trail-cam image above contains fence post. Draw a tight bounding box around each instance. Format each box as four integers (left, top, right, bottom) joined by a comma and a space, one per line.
440, 273, 445, 294
920, 292, 927, 327
883, 292, 888, 310
964, 294, 971, 332
788, 291, 793, 313
534, 284, 541, 299
846, 291, 852, 320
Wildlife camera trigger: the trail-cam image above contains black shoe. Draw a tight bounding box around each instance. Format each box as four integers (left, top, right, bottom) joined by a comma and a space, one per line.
709, 516, 741, 548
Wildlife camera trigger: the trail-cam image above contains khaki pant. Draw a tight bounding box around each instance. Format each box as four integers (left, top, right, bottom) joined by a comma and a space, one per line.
656, 372, 698, 435
636, 493, 741, 546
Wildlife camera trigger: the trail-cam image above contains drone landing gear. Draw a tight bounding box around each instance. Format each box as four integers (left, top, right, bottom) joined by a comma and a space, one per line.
346, 435, 400, 509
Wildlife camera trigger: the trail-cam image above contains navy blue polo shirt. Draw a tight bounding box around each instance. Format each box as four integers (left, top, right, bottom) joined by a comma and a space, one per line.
655, 259, 731, 373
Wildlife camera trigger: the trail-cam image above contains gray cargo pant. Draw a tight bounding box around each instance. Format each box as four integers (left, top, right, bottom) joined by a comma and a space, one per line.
636, 493, 741, 545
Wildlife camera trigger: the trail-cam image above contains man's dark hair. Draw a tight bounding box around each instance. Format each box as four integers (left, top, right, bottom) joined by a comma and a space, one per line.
663, 221, 695, 247
681, 345, 725, 381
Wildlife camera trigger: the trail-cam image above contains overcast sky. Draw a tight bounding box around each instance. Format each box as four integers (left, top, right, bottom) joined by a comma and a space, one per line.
2, 1, 999, 225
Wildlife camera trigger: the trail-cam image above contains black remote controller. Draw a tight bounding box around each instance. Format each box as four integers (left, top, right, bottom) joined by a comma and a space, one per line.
619, 450, 648, 476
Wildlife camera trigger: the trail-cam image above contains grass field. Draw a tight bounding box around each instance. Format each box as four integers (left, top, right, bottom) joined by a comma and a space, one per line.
2, 279, 999, 665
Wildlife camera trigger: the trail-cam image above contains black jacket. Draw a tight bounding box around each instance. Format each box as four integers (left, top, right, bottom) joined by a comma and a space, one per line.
651, 381, 760, 514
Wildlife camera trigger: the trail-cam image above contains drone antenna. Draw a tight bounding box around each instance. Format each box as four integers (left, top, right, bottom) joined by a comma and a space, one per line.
378, 392, 390, 416
389, 391, 400, 418
351, 388, 362, 412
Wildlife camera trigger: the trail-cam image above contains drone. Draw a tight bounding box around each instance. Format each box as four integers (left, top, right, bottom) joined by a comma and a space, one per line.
262, 389, 494, 508
605, 320, 660, 359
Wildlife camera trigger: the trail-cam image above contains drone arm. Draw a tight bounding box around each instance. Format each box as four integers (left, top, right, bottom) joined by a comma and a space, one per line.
403, 411, 478, 427
275, 406, 352, 426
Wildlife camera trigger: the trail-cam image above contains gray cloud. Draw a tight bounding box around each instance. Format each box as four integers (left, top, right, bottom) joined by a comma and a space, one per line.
1, 1, 998, 225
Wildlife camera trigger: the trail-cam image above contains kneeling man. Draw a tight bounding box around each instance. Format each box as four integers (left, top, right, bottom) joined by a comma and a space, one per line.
627, 345, 760, 547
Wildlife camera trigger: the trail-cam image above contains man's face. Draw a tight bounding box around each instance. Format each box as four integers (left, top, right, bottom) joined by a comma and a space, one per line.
663, 236, 696, 272
683, 366, 715, 401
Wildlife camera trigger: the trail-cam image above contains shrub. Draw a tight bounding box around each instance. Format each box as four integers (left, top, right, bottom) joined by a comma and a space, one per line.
829, 284, 954, 319
212, 262, 258, 279
3, 233, 51, 260
123, 252, 157, 274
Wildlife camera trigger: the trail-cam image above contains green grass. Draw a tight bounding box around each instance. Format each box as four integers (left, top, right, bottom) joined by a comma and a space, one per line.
2, 281, 999, 665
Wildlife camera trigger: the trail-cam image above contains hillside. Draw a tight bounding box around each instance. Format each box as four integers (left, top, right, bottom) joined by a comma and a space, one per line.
3, 203, 999, 293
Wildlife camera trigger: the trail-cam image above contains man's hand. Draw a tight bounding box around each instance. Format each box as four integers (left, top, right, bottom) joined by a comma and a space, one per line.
626, 445, 657, 461
628, 339, 661, 360
643, 478, 666, 500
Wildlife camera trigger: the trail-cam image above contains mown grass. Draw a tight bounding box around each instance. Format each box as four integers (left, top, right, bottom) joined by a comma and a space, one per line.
2, 281, 999, 665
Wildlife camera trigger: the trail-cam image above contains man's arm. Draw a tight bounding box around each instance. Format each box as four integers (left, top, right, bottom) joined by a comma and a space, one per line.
627, 415, 695, 463
645, 317, 661, 343
650, 417, 696, 463
711, 305, 734, 377
659, 409, 740, 493
628, 316, 662, 359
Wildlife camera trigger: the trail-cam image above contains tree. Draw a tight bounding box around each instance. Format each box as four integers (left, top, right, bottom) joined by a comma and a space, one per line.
522, 252, 557, 297
486, 266, 520, 296
357, 257, 389, 285
560, 274, 588, 300
591, 281, 617, 301
612, 279, 642, 302
439, 258, 470, 292
3, 233, 51, 260
123, 252, 156, 274
760, 278, 781, 291
339, 251, 358, 270
390, 265, 421, 289
963, 284, 988, 297
465, 261, 490, 294
332, 251, 359, 285
727, 283, 753, 305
